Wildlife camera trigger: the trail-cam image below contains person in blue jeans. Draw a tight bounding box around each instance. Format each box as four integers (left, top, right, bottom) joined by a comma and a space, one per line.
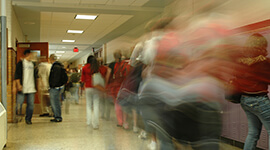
233, 33, 270, 150
49, 54, 68, 122
14, 49, 39, 125
241, 95, 270, 150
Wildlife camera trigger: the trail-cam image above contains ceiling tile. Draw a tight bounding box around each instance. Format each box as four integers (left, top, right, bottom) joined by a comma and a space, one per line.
41, 0, 54, 3
40, 12, 52, 21
51, 12, 75, 23
68, 20, 94, 30
106, 0, 134, 6
54, 0, 80, 4
131, 0, 149, 6
80, 0, 108, 5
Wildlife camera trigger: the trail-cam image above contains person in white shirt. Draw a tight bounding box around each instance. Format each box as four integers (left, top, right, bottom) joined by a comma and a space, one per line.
14, 49, 39, 125
38, 56, 52, 117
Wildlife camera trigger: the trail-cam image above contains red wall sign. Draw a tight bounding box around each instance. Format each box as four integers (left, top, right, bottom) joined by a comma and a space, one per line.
73, 47, 79, 52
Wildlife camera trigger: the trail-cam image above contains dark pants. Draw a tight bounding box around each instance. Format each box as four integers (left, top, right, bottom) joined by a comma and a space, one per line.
139, 102, 222, 150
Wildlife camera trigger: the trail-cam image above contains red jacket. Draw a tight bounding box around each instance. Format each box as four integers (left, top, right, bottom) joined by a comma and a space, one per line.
81, 64, 107, 88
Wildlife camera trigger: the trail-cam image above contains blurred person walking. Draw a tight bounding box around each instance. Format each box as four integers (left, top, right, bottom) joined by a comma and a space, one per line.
69, 69, 81, 104
49, 54, 68, 122
14, 49, 39, 125
38, 56, 52, 117
107, 51, 130, 129
81, 55, 110, 129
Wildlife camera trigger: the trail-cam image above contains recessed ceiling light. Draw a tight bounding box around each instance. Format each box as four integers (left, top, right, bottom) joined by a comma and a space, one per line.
75, 15, 98, 20
56, 51, 65, 53
67, 30, 84, 34
62, 40, 75, 43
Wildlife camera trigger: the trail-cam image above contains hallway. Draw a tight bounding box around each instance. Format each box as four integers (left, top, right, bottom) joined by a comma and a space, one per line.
4, 97, 147, 150
3, 96, 242, 150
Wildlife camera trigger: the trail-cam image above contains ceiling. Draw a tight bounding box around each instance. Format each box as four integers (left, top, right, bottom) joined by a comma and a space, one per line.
12, 0, 174, 62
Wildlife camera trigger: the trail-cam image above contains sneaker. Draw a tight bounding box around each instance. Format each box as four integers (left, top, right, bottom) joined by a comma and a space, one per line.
50, 119, 62, 122
133, 126, 139, 133
39, 113, 49, 117
123, 123, 129, 130
25, 120, 32, 125
147, 141, 157, 150
138, 131, 147, 139
116, 124, 122, 127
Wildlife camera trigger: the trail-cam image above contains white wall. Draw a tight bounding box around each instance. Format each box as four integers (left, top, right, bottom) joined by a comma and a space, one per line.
73, 54, 89, 68
105, 35, 136, 64
6, 0, 24, 50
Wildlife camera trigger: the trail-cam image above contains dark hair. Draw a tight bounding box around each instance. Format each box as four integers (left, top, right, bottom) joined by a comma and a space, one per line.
86, 55, 99, 73
23, 49, 31, 56
87, 55, 94, 64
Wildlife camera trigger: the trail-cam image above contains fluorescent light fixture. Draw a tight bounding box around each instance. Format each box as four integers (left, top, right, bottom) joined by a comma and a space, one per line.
62, 40, 75, 43
56, 51, 65, 53
62, 46, 66, 48
55, 54, 62, 57
67, 30, 84, 34
75, 15, 97, 20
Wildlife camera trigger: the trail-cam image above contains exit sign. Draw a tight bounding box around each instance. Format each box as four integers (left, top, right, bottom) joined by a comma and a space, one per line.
73, 47, 79, 52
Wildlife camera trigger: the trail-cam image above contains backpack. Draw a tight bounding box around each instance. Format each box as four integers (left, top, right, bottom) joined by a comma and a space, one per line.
70, 72, 81, 83
60, 67, 68, 86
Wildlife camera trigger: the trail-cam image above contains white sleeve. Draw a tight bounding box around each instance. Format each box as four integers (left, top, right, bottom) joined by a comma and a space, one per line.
141, 36, 162, 65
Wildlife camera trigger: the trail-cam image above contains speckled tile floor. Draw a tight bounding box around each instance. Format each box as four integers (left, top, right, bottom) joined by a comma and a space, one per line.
4, 96, 241, 150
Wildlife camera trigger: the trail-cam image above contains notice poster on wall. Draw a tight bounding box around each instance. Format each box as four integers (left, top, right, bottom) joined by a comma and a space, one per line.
31, 50, 41, 62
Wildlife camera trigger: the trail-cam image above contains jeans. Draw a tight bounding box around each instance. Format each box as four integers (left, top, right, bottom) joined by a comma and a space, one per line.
16, 92, 35, 121
70, 83, 80, 103
241, 95, 270, 150
50, 88, 62, 121
85, 88, 100, 128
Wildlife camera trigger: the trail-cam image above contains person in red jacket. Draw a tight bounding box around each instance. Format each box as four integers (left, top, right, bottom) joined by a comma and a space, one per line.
107, 50, 130, 128
81, 55, 110, 129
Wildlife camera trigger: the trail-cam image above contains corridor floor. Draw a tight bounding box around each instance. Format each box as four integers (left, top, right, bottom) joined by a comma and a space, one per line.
4, 97, 241, 150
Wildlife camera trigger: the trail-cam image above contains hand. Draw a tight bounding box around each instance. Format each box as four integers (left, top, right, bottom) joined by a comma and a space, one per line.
17, 85, 23, 92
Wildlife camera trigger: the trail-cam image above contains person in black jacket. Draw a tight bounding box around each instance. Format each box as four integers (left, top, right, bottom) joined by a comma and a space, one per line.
14, 49, 39, 125
49, 54, 68, 122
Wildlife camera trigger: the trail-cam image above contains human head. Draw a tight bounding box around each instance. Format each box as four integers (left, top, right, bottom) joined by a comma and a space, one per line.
49, 54, 57, 63
113, 50, 122, 62
245, 33, 268, 56
23, 49, 32, 60
87, 55, 95, 64
86, 55, 99, 73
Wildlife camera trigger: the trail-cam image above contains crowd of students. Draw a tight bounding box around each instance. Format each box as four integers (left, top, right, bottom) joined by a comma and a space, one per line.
14, 11, 270, 150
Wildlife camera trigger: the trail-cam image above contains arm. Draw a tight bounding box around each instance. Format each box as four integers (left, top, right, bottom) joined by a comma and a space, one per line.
81, 68, 85, 83
105, 67, 111, 86
14, 61, 23, 91
93, 85, 106, 92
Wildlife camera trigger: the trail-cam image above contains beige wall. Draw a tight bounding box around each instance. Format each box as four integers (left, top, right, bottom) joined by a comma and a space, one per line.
73, 54, 89, 68
105, 35, 136, 64
6, 0, 24, 50
164, 0, 270, 29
